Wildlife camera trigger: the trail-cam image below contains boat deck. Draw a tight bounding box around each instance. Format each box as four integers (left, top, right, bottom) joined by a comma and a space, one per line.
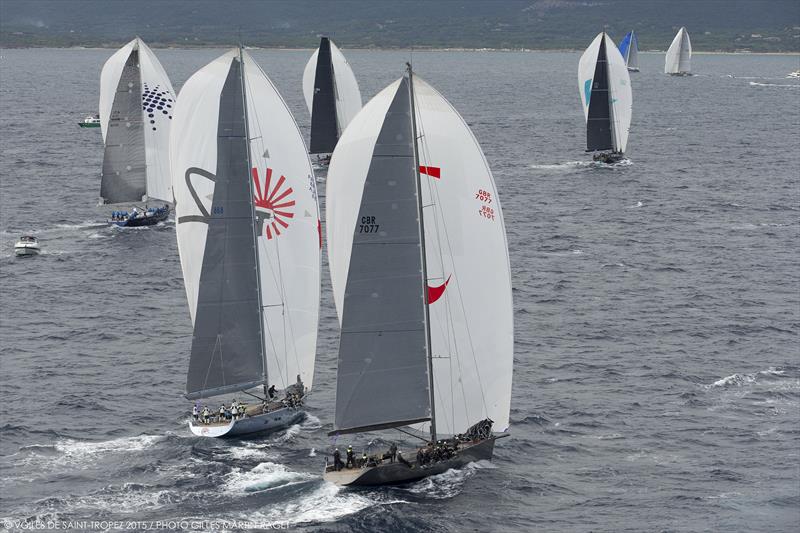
193, 402, 284, 427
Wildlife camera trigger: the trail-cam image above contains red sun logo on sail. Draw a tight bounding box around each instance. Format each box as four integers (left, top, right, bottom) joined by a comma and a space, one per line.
252, 167, 295, 240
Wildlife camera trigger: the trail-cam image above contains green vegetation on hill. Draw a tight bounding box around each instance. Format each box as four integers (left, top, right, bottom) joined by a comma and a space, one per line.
1, 0, 799, 52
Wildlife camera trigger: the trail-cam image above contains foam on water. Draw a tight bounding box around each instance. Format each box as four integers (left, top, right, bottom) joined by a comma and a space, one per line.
402, 460, 497, 500
223, 462, 313, 493
257, 481, 407, 526
707, 368, 788, 389
749, 81, 800, 88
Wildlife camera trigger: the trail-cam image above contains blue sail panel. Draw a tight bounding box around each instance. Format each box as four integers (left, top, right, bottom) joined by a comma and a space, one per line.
619, 31, 633, 59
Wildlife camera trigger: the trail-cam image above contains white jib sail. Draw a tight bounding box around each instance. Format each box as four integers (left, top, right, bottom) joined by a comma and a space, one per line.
578, 33, 603, 122
99, 37, 175, 203
665, 27, 692, 74
172, 49, 320, 390
326, 75, 514, 434
302, 40, 362, 134
604, 34, 633, 153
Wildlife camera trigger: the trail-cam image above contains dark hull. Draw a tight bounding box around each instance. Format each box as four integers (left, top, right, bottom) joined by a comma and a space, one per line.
110, 207, 170, 227
323, 437, 496, 487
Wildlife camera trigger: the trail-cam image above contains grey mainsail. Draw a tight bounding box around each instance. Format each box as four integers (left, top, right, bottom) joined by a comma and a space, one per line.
185, 56, 267, 400
101, 48, 147, 204
331, 76, 432, 435
309, 37, 339, 154
586, 35, 613, 152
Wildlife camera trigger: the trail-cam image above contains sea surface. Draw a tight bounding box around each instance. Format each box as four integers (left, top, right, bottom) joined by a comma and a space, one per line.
1, 49, 799, 532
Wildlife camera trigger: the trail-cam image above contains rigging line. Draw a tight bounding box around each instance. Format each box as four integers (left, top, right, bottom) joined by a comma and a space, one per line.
394, 426, 429, 443
242, 66, 303, 390
422, 86, 492, 420
413, 82, 467, 429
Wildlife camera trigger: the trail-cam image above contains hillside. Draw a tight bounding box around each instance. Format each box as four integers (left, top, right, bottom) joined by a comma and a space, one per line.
1, 0, 799, 52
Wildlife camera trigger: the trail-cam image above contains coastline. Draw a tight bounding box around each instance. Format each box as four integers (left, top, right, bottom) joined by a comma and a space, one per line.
1, 44, 798, 55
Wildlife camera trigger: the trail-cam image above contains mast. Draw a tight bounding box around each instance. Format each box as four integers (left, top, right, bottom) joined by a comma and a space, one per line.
239, 45, 270, 391
407, 63, 437, 444
604, 33, 619, 153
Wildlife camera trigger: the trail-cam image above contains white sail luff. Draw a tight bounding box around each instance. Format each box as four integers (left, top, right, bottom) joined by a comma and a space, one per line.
99, 39, 137, 143
329, 41, 362, 133
604, 34, 633, 153
137, 38, 176, 203
242, 51, 321, 390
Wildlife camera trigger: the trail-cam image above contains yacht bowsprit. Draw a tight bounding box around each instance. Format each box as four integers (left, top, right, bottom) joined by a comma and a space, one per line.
171, 47, 321, 439
98, 37, 175, 225
323, 64, 514, 487
578, 32, 633, 164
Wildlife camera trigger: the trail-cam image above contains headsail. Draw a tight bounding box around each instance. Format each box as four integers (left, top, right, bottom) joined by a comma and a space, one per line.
665, 27, 692, 74
302, 37, 362, 153
99, 38, 175, 204
578, 33, 632, 153
327, 73, 514, 436
172, 49, 320, 399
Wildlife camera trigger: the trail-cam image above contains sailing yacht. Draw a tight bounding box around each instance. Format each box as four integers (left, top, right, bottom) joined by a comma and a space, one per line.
578, 32, 633, 164
99, 37, 174, 226
665, 27, 692, 76
323, 64, 514, 486
170, 47, 321, 438
619, 31, 640, 72
302, 37, 362, 162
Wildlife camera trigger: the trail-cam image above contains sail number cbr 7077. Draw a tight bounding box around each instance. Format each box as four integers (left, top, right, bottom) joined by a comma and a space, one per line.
359, 216, 380, 233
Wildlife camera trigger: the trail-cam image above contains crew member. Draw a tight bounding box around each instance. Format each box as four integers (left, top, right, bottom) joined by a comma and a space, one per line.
268, 385, 276, 399
346, 446, 355, 469
333, 448, 343, 471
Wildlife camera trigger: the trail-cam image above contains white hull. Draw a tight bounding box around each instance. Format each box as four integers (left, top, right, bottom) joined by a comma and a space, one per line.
14, 244, 40, 256
189, 406, 305, 438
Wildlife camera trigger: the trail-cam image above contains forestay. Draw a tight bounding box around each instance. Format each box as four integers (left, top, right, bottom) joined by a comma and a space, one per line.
99, 38, 175, 204
326, 74, 514, 435
665, 27, 692, 74
172, 49, 320, 399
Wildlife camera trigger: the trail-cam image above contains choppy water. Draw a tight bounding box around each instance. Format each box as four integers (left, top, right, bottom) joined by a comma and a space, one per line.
1, 49, 799, 532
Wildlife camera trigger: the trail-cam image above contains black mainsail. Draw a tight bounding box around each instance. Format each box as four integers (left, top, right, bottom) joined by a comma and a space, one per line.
309, 37, 339, 154
586, 35, 614, 152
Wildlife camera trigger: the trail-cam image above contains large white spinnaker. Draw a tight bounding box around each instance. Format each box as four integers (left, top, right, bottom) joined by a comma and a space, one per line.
665, 27, 692, 74
172, 49, 320, 395
326, 75, 514, 435
302, 38, 362, 147
578, 32, 632, 153
99, 37, 175, 203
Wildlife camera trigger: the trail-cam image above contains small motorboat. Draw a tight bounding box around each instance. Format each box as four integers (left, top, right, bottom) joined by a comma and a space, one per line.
14, 235, 40, 257
78, 115, 101, 128
109, 205, 170, 227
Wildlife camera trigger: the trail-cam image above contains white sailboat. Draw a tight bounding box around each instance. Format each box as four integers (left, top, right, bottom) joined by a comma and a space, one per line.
99, 37, 174, 225
302, 37, 362, 159
619, 31, 640, 72
323, 64, 513, 486
578, 32, 633, 163
170, 47, 321, 438
665, 27, 692, 76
